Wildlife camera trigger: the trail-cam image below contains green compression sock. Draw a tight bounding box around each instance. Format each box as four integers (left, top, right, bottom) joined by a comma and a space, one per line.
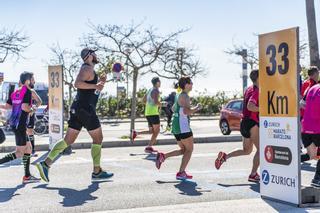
48, 139, 68, 161
91, 144, 102, 167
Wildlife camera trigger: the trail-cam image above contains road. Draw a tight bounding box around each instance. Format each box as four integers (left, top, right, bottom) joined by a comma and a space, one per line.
0, 142, 317, 212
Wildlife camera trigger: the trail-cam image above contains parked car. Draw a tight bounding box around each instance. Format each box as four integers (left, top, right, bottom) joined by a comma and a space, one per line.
219, 99, 243, 135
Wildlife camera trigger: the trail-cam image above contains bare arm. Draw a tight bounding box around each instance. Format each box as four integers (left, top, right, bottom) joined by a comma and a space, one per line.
0, 103, 12, 110
143, 93, 147, 103
180, 94, 200, 115
74, 66, 100, 90
32, 90, 42, 107
21, 103, 34, 113
247, 101, 259, 112
152, 90, 161, 107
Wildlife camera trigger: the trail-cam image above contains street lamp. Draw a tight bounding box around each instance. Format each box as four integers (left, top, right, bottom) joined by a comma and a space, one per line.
176, 47, 186, 76
124, 48, 132, 99
235, 49, 248, 95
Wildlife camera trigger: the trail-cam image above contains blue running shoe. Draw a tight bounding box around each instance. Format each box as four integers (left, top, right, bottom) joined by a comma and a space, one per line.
92, 170, 114, 182
36, 161, 50, 182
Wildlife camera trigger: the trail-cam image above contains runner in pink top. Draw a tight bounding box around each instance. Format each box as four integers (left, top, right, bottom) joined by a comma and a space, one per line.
215, 70, 260, 183
243, 85, 259, 123
300, 83, 320, 187
302, 84, 320, 134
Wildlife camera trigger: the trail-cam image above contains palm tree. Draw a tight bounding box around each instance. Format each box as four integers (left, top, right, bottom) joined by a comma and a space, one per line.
305, 0, 320, 67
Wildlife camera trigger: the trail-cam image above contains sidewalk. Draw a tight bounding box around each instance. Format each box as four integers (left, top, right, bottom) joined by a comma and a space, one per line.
93, 198, 318, 213
0, 117, 240, 153
0, 132, 241, 153
100, 115, 219, 124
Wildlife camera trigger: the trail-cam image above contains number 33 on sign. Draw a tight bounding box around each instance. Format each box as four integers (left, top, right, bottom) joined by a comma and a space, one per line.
259, 27, 299, 118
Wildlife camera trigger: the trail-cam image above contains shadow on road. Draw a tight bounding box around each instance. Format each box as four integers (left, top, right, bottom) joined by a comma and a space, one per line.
217, 183, 260, 193
0, 158, 22, 168
264, 199, 308, 213
31, 151, 65, 165
33, 181, 111, 207
0, 184, 25, 203
156, 180, 210, 196
129, 152, 157, 162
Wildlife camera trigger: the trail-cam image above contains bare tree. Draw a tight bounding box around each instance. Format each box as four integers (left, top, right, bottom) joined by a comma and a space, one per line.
305, 0, 320, 67
225, 39, 309, 69
149, 45, 206, 80
0, 28, 29, 63
49, 43, 81, 107
82, 21, 187, 137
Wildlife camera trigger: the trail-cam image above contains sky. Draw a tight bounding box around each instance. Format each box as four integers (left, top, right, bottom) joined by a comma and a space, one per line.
0, 0, 319, 96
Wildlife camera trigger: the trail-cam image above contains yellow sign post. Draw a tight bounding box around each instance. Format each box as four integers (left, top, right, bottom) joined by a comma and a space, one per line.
48, 65, 64, 150
259, 27, 300, 205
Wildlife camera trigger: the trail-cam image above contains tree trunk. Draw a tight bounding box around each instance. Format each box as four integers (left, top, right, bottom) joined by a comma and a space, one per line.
306, 0, 320, 67
68, 86, 72, 108
130, 68, 138, 141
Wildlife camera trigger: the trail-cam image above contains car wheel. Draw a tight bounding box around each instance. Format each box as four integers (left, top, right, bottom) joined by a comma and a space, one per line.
220, 120, 231, 135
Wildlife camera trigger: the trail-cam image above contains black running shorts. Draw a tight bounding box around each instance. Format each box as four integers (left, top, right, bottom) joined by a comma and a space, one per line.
302, 133, 320, 148
146, 115, 160, 127
174, 132, 193, 141
13, 127, 28, 146
240, 118, 258, 139
27, 114, 35, 129
68, 102, 101, 131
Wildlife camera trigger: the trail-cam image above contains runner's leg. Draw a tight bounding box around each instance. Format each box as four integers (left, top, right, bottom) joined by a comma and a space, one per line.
88, 127, 103, 174
250, 125, 259, 175
45, 127, 80, 166
179, 136, 194, 173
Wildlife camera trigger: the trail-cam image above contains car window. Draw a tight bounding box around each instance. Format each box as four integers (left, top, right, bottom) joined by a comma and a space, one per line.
230, 101, 242, 111
226, 102, 234, 109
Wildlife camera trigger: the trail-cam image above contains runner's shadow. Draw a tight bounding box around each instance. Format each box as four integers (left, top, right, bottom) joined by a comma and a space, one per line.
0, 158, 22, 168
33, 181, 111, 207
143, 153, 157, 162
174, 180, 206, 196
129, 153, 148, 156
31, 151, 62, 165
0, 184, 25, 203
129, 152, 157, 162
217, 183, 260, 193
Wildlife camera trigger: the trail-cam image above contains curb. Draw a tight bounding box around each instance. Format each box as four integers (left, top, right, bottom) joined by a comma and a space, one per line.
100, 117, 219, 124
0, 135, 242, 153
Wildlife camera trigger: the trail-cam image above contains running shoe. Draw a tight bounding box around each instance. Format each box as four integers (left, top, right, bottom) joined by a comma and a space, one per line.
36, 161, 50, 182
215, 151, 227, 170
176, 171, 193, 180
145, 146, 156, 154
92, 170, 114, 182
248, 173, 260, 182
131, 129, 137, 142
22, 175, 41, 184
156, 152, 165, 169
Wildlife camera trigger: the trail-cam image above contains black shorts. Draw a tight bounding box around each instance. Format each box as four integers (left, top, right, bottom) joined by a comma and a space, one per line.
146, 115, 160, 127
240, 118, 258, 139
174, 132, 193, 141
27, 114, 35, 129
12, 127, 28, 146
68, 102, 101, 131
301, 133, 320, 148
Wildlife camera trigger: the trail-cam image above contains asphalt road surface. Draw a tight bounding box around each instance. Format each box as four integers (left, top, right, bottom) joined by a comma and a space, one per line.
0, 142, 316, 212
